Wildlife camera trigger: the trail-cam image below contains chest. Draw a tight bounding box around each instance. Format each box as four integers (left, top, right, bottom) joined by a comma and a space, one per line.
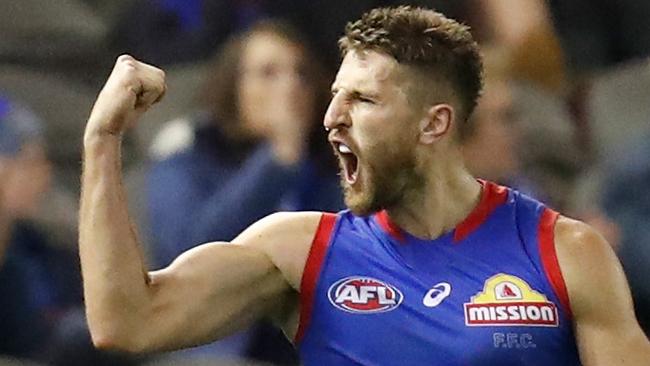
299, 227, 578, 365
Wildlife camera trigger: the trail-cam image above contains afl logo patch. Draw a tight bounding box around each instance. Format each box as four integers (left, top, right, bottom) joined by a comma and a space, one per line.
328, 276, 403, 314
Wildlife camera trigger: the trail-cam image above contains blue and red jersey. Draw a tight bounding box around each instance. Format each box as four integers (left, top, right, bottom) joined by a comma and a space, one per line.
296, 181, 581, 365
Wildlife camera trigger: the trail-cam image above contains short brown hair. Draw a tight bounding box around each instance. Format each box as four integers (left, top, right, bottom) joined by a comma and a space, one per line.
339, 6, 483, 135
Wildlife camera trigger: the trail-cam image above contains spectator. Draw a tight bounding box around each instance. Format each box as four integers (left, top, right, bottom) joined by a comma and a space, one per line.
148, 20, 342, 266
145, 20, 343, 364
462, 45, 621, 252
462, 46, 520, 185
461, 46, 579, 210
0, 96, 81, 361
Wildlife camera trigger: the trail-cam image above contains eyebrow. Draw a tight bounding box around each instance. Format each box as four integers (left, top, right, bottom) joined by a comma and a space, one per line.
331, 86, 379, 100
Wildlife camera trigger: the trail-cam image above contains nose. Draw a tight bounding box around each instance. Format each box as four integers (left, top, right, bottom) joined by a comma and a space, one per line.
323, 91, 351, 131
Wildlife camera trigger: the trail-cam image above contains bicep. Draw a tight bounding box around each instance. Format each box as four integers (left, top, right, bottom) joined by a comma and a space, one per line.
141, 242, 292, 352
555, 217, 650, 365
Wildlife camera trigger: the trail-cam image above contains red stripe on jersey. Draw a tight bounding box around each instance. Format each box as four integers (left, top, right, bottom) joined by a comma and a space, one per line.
538, 208, 573, 319
453, 180, 509, 243
376, 210, 406, 243
295, 212, 337, 344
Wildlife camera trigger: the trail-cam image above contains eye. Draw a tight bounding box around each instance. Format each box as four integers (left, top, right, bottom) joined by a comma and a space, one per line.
358, 96, 375, 104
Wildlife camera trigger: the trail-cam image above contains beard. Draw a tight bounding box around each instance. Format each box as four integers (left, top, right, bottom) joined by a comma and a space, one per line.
341, 143, 424, 216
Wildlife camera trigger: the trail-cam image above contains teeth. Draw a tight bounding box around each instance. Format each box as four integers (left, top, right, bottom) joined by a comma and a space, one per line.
338, 144, 352, 154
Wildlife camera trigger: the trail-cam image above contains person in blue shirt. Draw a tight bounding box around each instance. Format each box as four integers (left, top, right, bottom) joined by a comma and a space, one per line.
0, 96, 80, 361
147, 20, 343, 268
145, 20, 342, 364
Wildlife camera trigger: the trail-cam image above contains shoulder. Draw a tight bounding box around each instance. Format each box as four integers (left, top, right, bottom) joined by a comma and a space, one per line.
234, 211, 327, 246
554, 216, 616, 275
553, 216, 627, 319
232, 211, 336, 290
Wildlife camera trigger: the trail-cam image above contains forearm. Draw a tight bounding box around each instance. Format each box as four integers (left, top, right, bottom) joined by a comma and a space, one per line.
80, 134, 152, 346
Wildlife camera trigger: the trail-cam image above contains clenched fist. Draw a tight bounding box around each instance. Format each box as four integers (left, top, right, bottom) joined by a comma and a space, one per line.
85, 55, 166, 140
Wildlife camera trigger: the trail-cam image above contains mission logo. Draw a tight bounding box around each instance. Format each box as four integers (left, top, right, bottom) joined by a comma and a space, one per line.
464, 274, 559, 327
328, 276, 403, 313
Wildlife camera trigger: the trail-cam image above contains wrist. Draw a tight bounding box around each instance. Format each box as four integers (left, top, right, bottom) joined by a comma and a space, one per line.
83, 125, 122, 149
84, 106, 131, 146
83, 131, 123, 165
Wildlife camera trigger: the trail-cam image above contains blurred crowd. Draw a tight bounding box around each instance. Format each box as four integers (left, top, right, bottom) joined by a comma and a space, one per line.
1, 0, 650, 365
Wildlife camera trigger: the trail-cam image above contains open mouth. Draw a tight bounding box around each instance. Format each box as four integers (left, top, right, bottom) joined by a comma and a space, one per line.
334, 142, 359, 185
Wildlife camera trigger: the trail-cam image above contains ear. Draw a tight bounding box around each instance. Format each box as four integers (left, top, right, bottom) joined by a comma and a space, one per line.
418, 104, 454, 144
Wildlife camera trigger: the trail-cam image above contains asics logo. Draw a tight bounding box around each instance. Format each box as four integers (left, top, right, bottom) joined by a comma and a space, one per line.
423, 282, 452, 308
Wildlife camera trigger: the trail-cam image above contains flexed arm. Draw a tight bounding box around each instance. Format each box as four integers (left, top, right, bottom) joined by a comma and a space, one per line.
80, 56, 317, 353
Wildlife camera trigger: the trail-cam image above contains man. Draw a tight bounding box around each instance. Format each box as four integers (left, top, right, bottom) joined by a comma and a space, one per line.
80, 6, 650, 365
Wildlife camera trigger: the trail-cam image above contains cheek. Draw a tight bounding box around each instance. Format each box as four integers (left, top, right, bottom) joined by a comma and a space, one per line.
351, 108, 394, 144
362, 132, 411, 174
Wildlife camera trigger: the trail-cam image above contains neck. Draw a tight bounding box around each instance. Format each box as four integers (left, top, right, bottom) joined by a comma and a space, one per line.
386, 148, 481, 240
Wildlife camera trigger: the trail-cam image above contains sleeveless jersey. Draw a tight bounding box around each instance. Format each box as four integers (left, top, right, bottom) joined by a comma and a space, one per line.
295, 181, 581, 365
